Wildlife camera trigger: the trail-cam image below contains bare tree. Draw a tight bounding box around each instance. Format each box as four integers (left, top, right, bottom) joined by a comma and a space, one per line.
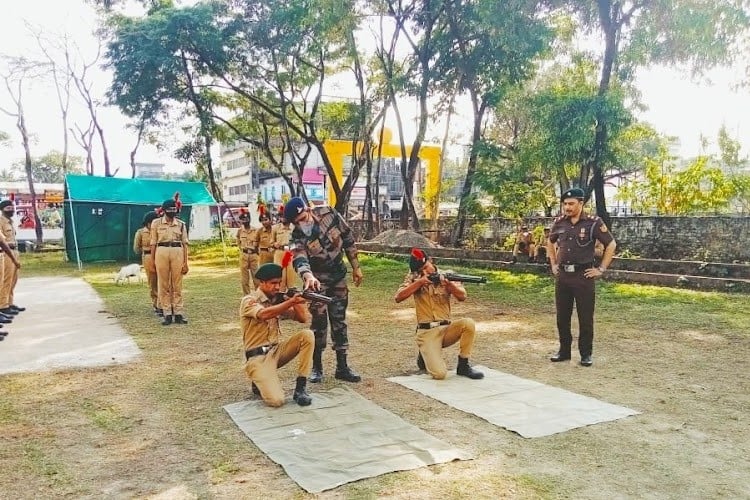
0, 58, 45, 246
67, 41, 112, 176
71, 121, 96, 175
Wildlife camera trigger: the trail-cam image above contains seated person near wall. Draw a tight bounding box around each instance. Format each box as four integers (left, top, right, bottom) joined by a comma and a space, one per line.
534, 227, 551, 264
511, 225, 535, 263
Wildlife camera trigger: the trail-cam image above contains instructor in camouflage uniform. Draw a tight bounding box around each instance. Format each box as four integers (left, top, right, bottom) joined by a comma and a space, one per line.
283, 196, 363, 383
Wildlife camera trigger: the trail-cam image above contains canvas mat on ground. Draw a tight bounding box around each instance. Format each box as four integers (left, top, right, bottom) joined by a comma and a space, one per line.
0, 277, 142, 375
388, 366, 639, 438
224, 386, 472, 493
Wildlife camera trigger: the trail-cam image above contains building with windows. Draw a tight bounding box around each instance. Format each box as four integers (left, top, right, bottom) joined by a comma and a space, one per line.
134, 162, 165, 179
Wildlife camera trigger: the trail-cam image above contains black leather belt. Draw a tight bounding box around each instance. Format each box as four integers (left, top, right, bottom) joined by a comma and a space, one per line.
242, 248, 258, 254
417, 320, 451, 329
259, 247, 270, 251
7, 244, 16, 250
561, 262, 593, 272
157, 242, 183, 247
245, 344, 277, 360
142, 250, 151, 254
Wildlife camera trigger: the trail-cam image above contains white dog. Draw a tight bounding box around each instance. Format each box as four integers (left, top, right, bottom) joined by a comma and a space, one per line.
115, 263, 144, 285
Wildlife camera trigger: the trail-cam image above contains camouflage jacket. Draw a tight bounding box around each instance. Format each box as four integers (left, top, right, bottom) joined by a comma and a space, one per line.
290, 206, 359, 283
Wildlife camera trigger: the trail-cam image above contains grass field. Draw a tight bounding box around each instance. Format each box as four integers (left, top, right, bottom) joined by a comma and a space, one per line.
1, 243, 749, 499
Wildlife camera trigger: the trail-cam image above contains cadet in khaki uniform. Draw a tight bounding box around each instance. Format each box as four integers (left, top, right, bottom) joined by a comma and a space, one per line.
236, 208, 259, 295
134, 211, 161, 315
149, 196, 189, 325
255, 213, 274, 265
547, 188, 616, 367
242, 263, 314, 407
0, 200, 23, 319
394, 248, 483, 380
271, 218, 296, 291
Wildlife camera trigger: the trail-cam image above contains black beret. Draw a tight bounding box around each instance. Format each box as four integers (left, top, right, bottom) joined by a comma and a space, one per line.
0, 200, 13, 209
142, 212, 158, 225
162, 199, 178, 210
255, 263, 283, 281
284, 197, 306, 223
561, 187, 585, 201
409, 248, 429, 272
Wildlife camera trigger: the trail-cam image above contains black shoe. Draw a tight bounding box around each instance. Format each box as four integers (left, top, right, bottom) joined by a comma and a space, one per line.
161, 315, 173, 326
251, 382, 261, 397
0, 316, 11, 324
416, 353, 426, 371
293, 376, 312, 406
456, 357, 484, 379
174, 315, 188, 324
335, 351, 361, 383
580, 355, 593, 367
309, 369, 323, 383
0, 307, 18, 316
550, 352, 571, 362
10, 305, 25, 312
154, 308, 164, 317
0, 331, 7, 338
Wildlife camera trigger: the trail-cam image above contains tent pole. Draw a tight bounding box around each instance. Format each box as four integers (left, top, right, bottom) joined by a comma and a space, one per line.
67, 196, 82, 271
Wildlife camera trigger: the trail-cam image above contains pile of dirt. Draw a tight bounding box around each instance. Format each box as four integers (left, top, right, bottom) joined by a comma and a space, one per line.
367, 229, 438, 248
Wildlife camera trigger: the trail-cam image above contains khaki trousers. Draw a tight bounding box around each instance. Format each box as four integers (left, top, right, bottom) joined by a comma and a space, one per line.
416, 318, 476, 380
143, 253, 159, 308
273, 249, 296, 291
244, 330, 314, 407
155, 247, 184, 315
240, 252, 259, 295
0, 250, 16, 308
258, 249, 274, 265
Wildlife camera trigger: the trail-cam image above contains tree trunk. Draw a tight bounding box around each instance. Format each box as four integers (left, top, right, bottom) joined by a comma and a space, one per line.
18, 112, 43, 246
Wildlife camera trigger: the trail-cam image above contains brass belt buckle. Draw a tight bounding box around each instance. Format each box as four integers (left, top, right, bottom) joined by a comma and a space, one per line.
563, 264, 576, 272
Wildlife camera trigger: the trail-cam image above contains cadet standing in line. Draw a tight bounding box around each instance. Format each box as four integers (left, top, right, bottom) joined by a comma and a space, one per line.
547, 188, 616, 367
394, 248, 484, 380
271, 208, 296, 291
134, 211, 161, 316
255, 211, 275, 265
242, 263, 314, 407
0, 199, 23, 319
149, 194, 190, 326
236, 207, 260, 295
283, 196, 363, 383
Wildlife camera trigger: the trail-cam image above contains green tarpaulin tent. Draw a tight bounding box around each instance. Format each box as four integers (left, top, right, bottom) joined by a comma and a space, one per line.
64, 174, 216, 264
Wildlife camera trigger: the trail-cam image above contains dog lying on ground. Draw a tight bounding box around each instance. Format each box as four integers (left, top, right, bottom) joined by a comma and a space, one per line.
114, 263, 144, 285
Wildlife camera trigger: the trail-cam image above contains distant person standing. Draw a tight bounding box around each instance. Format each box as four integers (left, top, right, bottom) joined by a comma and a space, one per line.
271, 210, 296, 291
256, 210, 274, 265
0, 200, 23, 318
547, 188, 616, 367
236, 207, 260, 295
512, 225, 535, 263
134, 211, 161, 316
283, 196, 363, 383
150, 194, 190, 326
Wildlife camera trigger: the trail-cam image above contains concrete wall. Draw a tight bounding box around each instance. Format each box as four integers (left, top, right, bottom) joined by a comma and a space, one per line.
349, 216, 750, 263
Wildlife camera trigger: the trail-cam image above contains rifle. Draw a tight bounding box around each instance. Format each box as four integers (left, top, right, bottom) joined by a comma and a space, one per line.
276, 287, 333, 305
427, 272, 487, 285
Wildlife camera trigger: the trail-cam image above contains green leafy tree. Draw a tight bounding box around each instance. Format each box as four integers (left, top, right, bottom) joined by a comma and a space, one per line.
12, 150, 84, 183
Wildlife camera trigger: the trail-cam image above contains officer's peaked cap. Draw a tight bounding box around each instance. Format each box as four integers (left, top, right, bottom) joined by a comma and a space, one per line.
284, 197, 306, 223
561, 187, 585, 201
255, 263, 283, 281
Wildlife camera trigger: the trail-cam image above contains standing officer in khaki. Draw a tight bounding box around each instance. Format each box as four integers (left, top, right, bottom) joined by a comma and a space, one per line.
236, 208, 259, 295
149, 195, 189, 325
394, 248, 483, 380
0, 200, 23, 317
271, 216, 296, 291
547, 188, 616, 367
255, 212, 274, 265
242, 263, 314, 407
134, 211, 161, 315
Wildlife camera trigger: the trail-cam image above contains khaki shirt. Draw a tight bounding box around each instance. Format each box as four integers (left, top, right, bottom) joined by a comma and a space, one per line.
271, 223, 293, 249
0, 216, 15, 247
240, 289, 286, 351
397, 271, 462, 324
237, 226, 259, 251
133, 227, 151, 254
255, 227, 273, 251
549, 214, 613, 264
150, 216, 189, 246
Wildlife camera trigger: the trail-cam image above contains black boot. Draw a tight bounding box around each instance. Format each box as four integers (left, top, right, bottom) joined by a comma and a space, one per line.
309, 346, 323, 383
456, 356, 484, 379
335, 350, 361, 383
416, 352, 426, 371
0, 307, 18, 316
161, 315, 173, 326
251, 382, 261, 397
10, 305, 25, 312
0, 315, 11, 324
174, 315, 188, 324
293, 376, 312, 406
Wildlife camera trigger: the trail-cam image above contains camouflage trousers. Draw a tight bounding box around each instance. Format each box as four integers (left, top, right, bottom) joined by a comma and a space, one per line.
309, 277, 349, 351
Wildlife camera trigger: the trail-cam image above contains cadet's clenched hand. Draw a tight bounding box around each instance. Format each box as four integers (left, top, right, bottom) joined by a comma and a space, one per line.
352, 267, 363, 287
